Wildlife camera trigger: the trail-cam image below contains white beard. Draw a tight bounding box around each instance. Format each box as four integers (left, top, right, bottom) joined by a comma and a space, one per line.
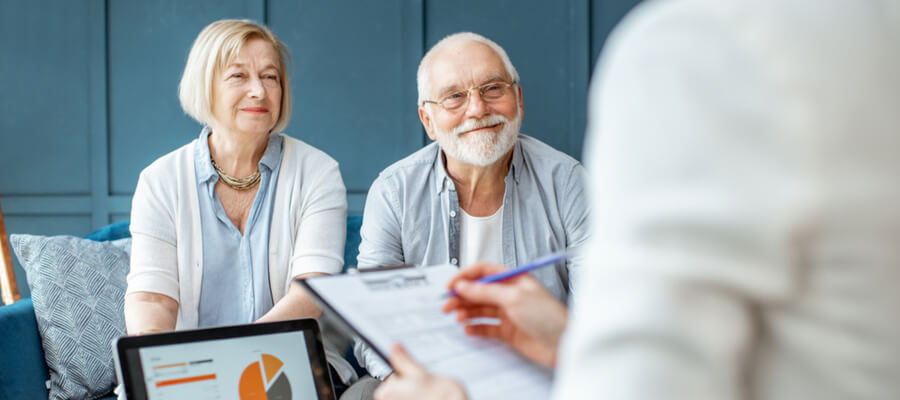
433, 106, 521, 167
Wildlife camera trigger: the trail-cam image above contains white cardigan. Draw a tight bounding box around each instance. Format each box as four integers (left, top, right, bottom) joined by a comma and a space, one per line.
127, 134, 347, 329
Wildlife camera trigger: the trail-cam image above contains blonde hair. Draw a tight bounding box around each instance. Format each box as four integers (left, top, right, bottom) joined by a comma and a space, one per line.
417, 32, 519, 106
179, 19, 293, 134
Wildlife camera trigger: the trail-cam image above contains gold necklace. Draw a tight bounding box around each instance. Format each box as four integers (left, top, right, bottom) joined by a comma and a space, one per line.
211, 158, 260, 190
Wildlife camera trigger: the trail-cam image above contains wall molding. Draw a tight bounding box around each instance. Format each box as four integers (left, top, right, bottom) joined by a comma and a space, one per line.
90, 0, 111, 229
1, 0, 641, 228
569, 0, 591, 159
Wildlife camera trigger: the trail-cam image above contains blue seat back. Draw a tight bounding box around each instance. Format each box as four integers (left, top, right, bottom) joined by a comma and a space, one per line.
0, 298, 50, 399
87, 217, 364, 272
85, 221, 131, 242
344, 215, 362, 272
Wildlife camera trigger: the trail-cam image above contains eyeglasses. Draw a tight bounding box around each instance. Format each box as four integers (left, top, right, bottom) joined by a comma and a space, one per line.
422, 81, 517, 112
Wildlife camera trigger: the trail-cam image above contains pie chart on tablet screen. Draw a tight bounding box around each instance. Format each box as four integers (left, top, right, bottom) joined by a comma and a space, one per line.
239, 353, 292, 399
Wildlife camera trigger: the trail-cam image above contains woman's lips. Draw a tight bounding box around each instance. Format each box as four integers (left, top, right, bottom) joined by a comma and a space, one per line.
241, 107, 268, 113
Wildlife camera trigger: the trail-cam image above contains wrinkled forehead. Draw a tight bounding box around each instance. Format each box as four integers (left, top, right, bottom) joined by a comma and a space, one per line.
427, 41, 510, 96
216, 35, 282, 74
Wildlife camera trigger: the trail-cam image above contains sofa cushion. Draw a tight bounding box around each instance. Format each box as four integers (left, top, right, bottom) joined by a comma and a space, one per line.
10, 235, 130, 400
85, 221, 131, 242
0, 297, 50, 399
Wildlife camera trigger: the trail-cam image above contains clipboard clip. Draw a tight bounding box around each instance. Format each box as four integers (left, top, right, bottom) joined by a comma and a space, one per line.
346, 264, 417, 274
351, 265, 429, 291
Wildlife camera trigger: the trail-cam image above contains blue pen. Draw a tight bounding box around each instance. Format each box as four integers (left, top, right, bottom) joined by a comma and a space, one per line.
445, 251, 571, 298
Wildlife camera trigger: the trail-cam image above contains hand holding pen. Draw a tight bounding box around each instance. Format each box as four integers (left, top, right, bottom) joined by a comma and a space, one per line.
444, 251, 570, 298
441, 254, 572, 368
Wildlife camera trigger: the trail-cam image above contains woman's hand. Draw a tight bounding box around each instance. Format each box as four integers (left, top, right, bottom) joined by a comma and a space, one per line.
374, 344, 468, 400
443, 263, 569, 368
124, 291, 178, 335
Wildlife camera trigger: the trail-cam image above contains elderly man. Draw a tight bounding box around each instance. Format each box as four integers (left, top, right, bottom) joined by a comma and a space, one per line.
342, 32, 589, 398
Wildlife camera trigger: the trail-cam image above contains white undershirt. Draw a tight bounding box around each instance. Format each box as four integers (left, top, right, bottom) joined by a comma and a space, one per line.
459, 204, 504, 268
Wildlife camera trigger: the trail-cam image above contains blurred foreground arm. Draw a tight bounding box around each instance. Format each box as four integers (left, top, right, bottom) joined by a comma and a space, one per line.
553, 2, 833, 399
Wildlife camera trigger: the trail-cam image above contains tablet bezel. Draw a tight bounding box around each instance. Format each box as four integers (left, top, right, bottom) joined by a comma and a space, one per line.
114, 319, 335, 400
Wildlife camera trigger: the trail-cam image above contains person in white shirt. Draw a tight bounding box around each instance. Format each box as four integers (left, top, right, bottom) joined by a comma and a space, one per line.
374, 0, 900, 399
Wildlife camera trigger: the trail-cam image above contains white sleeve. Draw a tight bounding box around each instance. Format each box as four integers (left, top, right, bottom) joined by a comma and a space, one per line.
126, 170, 180, 302
289, 159, 347, 277
554, 3, 806, 399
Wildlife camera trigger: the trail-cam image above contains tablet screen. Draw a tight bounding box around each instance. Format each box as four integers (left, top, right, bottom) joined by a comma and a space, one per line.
115, 320, 333, 400
137, 331, 314, 399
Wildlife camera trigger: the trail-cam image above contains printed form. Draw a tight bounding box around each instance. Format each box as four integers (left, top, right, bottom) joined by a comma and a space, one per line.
304, 264, 552, 400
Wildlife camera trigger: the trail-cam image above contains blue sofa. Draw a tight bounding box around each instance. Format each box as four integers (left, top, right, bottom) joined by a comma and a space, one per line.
0, 216, 363, 400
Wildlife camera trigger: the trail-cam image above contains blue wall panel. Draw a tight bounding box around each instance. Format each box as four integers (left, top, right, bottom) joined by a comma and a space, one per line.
268, 0, 422, 194
0, 0, 644, 303
0, 1, 92, 195
591, 0, 643, 77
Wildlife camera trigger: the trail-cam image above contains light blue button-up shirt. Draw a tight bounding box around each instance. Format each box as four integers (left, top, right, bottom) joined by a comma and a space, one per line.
194, 128, 283, 328
355, 133, 590, 378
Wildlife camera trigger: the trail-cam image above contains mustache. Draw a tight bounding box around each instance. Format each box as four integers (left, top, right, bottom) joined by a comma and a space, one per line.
451, 114, 509, 136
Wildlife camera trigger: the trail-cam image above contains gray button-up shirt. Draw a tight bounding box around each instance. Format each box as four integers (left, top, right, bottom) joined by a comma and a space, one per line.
355, 133, 591, 378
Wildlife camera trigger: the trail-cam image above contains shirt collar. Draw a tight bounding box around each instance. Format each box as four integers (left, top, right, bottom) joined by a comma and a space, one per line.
432, 134, 524, 193
193, 127, 283, 185
194, 127, 218, 184
258, 133, 283, 172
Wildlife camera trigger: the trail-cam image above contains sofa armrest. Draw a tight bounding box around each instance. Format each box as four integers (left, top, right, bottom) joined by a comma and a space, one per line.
0, 298, 50, 399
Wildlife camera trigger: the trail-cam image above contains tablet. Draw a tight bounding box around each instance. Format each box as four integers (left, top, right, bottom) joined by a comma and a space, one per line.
113, 319, 334, 400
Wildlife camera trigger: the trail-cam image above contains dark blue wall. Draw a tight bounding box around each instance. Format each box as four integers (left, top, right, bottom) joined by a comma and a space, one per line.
0, 0, 641, 299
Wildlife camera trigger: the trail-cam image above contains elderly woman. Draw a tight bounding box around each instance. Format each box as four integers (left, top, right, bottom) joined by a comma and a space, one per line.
123, 19, 353, 387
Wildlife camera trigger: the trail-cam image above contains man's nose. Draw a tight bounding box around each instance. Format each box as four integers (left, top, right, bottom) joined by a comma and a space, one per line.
463, 89, 489, 119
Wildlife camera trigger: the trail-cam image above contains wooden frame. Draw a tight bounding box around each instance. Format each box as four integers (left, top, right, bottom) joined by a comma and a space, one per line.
0, 197, 21, 304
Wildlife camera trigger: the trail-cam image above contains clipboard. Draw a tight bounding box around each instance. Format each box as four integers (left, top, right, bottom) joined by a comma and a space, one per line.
298, 264, 420, 363
297, 264, 553, 400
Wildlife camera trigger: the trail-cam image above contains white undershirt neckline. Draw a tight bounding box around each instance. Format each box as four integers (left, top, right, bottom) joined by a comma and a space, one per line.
459, 204, 504, 268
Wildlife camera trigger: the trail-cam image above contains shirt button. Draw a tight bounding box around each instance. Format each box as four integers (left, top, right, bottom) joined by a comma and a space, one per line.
450, 258, 458, 265
449, 210, 457, 218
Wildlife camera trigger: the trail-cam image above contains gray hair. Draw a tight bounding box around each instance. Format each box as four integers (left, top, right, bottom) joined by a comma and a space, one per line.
416, 32, 519, 106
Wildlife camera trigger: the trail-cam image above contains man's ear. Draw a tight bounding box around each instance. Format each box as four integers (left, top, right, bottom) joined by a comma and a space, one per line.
419, 106, 437, 140
516, 84, 524, 120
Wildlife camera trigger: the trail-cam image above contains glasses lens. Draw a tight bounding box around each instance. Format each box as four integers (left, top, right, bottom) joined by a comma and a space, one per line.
481, 83, 508, 100
441, 92, 467, 110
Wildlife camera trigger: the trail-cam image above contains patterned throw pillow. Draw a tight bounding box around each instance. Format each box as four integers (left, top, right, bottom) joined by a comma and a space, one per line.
10, 235, 130, 400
